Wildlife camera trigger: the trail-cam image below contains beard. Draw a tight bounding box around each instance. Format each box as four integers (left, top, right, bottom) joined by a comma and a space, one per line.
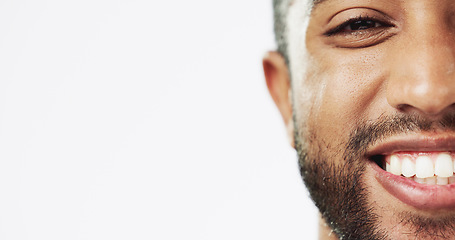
296, 113, 455, 240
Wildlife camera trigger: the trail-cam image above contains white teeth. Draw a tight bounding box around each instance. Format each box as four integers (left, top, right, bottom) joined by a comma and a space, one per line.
416, 156, 434, 178
435, 153, 454, 177
415, 177, 425, 183
402, 157, 416, 177
385, 153, 455, 185
426, 176, 437, 185
389, 155, 402, 175
437, 177, 449, 185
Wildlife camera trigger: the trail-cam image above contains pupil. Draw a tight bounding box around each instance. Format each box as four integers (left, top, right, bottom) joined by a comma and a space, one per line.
350, 20, 375, 30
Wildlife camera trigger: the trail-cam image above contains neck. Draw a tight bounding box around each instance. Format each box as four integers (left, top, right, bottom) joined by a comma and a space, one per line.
318, 216, 339, 240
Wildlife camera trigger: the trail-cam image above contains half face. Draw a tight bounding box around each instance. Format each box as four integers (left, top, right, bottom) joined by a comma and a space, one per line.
265, 0, 455, 239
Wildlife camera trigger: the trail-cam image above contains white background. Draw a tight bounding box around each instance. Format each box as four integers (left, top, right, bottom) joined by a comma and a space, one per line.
0, 0, 318, 239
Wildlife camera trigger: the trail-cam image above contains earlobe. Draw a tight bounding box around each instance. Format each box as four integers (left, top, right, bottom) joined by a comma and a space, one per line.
263, 51, 295, 148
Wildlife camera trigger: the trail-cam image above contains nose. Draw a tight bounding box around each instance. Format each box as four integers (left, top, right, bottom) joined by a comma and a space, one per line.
387, 25, 455, 116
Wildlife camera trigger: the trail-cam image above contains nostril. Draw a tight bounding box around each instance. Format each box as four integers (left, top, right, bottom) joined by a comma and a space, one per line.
396, 104, 411, 112
394, 102, 455, 117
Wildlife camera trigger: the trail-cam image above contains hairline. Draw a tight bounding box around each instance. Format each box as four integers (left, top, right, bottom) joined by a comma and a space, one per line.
272, 0, 322, 65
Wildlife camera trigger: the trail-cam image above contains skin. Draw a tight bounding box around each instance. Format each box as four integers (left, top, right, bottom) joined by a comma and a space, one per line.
264, 0, 455, 239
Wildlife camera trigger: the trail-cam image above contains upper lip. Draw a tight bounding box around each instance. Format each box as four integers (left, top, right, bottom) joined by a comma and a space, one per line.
366, 132, 455, 157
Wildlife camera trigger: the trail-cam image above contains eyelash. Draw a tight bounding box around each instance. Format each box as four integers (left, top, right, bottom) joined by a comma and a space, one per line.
325, 16, 391, 36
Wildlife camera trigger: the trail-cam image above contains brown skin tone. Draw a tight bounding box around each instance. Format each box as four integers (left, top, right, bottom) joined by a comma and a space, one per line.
265, 0, 455, 239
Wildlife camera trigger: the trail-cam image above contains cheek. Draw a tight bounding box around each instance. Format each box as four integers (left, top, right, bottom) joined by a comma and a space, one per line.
302, 50, 388, 145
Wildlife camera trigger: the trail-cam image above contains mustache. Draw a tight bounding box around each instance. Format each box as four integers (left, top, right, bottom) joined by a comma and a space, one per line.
345, 113, 455, 159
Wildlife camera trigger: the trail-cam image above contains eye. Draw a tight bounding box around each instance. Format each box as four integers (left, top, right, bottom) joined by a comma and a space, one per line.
346, 19, 380, 31
321, 10, 397, 48
325, 17, 391, 36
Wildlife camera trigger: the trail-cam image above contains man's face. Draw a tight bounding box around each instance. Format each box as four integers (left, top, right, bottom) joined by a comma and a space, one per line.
265, 0, 455, 239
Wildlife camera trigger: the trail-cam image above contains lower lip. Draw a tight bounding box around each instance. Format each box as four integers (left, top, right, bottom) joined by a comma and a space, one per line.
371, 161, 455, 209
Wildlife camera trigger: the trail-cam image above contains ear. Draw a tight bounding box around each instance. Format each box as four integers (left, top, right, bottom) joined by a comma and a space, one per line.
263, 51, 294, 148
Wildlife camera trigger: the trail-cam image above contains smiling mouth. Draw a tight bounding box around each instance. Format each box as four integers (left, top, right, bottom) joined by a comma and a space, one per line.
373, 152, 455, 185
365, 134, 455, 209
